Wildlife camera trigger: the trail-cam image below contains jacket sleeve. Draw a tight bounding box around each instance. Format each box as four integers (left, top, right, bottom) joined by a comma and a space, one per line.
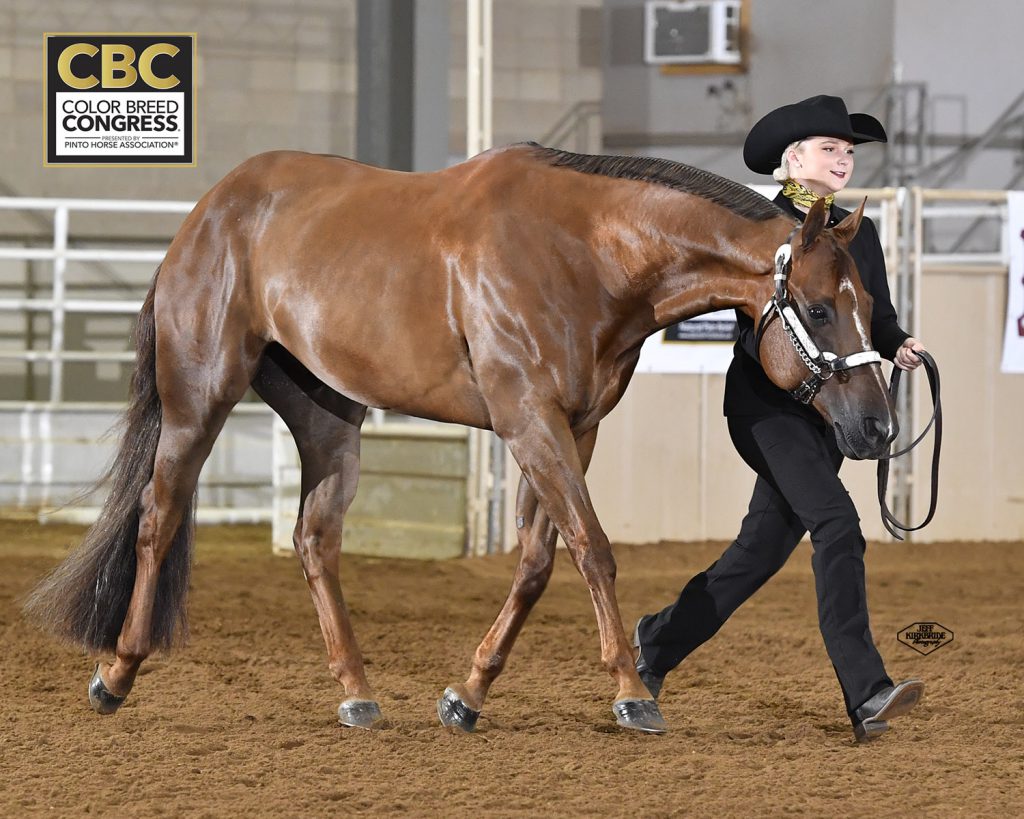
856, 217, 911, 360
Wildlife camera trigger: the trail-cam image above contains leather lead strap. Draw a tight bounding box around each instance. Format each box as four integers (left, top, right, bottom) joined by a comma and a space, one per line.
876, 350, 942, 540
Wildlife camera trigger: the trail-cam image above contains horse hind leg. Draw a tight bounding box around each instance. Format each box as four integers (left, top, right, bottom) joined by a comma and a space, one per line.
252, 345, 380, 728
92, 315, 265, 712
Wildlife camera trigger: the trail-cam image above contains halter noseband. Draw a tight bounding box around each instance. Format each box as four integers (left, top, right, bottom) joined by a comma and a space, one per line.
754, 227, 882, 404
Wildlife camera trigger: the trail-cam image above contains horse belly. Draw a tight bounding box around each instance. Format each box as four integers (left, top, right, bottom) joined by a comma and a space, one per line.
272, 292, 491, 428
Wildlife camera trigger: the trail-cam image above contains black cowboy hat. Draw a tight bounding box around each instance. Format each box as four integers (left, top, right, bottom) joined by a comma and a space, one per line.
743, 95, 887, 175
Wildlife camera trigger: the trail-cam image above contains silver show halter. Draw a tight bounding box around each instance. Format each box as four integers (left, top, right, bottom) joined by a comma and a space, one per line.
754, 229, 881, 404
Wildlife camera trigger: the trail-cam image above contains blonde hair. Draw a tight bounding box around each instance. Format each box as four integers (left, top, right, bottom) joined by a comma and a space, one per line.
772, 140, 804, 183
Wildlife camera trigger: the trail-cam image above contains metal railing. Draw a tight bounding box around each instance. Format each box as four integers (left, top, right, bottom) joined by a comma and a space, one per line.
0, 196, 495, 554
0, 197, 194, 402
1, 191, 1014, 545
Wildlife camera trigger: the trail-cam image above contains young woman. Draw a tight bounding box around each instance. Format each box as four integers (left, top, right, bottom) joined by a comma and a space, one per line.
634, 95, 927, 742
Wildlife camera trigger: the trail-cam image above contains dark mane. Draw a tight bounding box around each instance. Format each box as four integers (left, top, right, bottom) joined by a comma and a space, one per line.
525, 143, 783, 223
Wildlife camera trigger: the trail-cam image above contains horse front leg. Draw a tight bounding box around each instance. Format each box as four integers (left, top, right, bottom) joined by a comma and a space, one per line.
441, 412, 666, 734
438, 426, 598, 731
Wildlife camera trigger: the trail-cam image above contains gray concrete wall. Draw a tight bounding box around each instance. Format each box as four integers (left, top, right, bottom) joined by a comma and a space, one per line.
448, 0, 604, 156
0, 1, 603, 204
893, 0, 1024, 189
0, 0, 605, 402
1, 0, 358, 203
603, 0, 895, 184
602, 0, 1024, 191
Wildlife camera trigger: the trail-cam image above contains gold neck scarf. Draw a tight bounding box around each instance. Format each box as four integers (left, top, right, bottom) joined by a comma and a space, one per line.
782, 179, 835, 210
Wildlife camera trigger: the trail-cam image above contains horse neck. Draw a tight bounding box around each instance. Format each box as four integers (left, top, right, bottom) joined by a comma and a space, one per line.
635, 207, 796, 334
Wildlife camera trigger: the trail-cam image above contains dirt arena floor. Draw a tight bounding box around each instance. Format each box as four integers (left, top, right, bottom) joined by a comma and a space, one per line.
2, 519, 1022, 817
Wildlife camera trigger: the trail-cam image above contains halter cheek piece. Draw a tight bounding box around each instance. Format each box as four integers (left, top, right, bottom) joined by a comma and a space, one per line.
753, 227, 882, 404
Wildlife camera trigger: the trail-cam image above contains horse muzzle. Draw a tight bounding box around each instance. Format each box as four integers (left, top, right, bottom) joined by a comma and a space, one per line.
833, 414, 898, 460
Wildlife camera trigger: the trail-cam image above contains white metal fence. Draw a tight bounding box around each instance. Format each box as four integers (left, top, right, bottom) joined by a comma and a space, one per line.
0, 197, 497, 555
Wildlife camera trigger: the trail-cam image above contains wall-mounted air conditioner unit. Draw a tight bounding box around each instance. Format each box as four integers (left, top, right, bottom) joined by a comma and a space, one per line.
644, 0, 742, 65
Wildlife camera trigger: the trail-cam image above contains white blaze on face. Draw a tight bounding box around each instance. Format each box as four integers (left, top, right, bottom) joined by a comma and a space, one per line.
839, 274, 890, 397
839, 276, 870, 349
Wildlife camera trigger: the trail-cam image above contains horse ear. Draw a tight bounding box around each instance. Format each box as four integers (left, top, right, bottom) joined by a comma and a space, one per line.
832, 198, 866, 247
800, 198, 829, 250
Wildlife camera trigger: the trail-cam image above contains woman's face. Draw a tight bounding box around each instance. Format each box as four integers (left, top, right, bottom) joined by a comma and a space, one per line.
789, 136, 855, 196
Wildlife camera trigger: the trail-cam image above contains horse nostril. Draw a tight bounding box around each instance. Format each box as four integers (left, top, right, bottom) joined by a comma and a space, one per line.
862, 416, 889, 447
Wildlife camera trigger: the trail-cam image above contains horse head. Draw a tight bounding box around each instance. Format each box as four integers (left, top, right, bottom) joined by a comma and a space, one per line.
756, 198, 898, 460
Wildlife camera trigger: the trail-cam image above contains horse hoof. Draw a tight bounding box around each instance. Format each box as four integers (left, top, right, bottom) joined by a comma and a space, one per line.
337, 699, 384, 729
88, 666, 126, 715
612, 698, 668, 734
436, 687, 480, 732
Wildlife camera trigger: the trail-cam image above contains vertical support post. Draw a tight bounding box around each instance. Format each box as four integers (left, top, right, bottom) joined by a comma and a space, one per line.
50, 205, 68, 403
25, 258, 36, 400
908, 186, 925, 537
466, 0, 493, 158
412, 0, 450, 171
892, 185, 920, 539
356, 0, 414, 170
40, 409, 53, 509
486, 427, 504, 554
466, 0, 501, 554
19, 406, 34, 507
466, 426, 490, 556
41, 205, 69, 511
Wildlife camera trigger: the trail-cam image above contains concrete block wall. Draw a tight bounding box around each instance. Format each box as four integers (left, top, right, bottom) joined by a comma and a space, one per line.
0, 0, 604, 208
448, 0, 604, 156
0, 0, 605, 403
0, 0, 359, 204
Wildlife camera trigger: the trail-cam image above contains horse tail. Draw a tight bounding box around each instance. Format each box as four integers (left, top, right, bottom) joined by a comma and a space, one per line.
23, 266, 195, 653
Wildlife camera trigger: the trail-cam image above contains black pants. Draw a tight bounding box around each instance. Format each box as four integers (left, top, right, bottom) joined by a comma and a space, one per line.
640, 411, 892, 714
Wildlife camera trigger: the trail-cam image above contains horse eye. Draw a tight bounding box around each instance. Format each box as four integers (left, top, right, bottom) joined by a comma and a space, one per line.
807, 304, 829, 324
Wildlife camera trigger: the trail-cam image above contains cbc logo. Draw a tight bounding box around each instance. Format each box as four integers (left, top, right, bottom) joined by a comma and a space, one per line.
57, 42, 180, 90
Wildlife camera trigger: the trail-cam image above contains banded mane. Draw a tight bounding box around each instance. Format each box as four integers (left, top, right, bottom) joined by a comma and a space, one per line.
526, 143, 784, 223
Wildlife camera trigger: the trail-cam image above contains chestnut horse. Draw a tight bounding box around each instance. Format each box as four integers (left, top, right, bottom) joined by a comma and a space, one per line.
25, 143, 896, 734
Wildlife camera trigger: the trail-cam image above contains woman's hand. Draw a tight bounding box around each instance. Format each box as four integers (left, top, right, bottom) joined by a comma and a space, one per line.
894, 337, 926, 370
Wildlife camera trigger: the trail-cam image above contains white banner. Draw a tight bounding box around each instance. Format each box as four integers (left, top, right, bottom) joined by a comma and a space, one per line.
636, 309, 736, 373
1002, 191, 1024, 373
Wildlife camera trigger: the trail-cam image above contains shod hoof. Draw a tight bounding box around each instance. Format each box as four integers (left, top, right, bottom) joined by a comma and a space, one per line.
88, 666, 126, 715
436, 687, 480, 732
337, 698, 384, 729
612, 698, 668, 734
